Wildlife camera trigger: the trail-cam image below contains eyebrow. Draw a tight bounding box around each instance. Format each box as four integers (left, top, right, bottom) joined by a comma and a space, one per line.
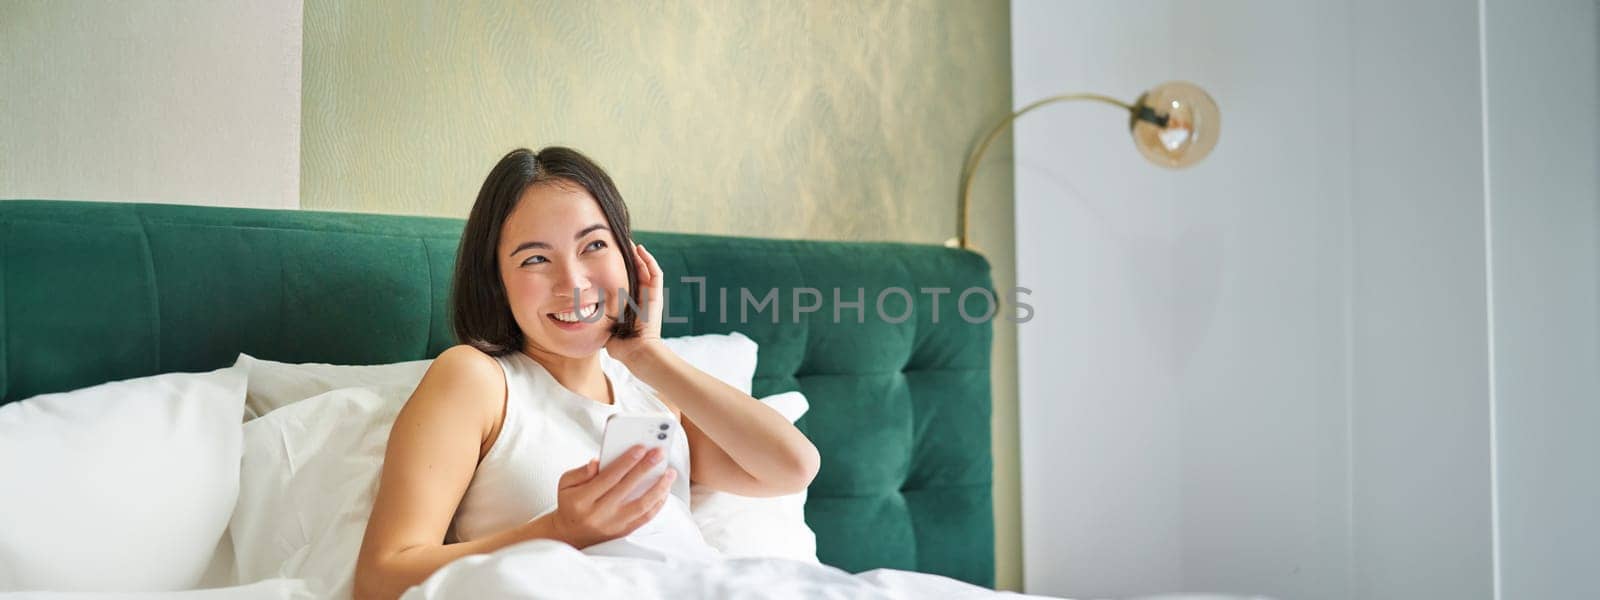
510, 224, 611, 256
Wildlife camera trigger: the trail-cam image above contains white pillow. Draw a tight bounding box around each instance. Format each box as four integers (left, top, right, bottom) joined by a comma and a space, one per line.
0, 366, 247, 592
690, 391, 819, 563
658, 332, 758, 394
230, 386, 406, 597
233, 353, 431, 420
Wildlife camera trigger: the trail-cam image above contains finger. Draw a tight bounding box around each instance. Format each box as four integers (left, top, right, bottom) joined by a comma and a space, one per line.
633, 246, 653, 286
634, 247, 663, 314
579, 445, 649, 499
638, 245, 664, 287
558, 459, 599, 489
597, 449, 668, 507
597, 448, 668, 507
620, 479, 674, 533
619, 467, 676, 516
623, 494, 670, 533
632, 245, 654, 281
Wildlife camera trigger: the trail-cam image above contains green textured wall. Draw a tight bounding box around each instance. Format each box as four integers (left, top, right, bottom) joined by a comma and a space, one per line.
301, 0, 1020, 590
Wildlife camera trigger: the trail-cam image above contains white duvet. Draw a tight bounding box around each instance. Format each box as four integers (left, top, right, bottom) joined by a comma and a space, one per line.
0, 550, 1043, 600
2, 545, 1281, 600
0, 546, 1047, 600
400, 539, 1048, 600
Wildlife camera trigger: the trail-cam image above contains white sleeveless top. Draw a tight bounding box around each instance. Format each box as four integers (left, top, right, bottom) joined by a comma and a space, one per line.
444, 348, 714, 561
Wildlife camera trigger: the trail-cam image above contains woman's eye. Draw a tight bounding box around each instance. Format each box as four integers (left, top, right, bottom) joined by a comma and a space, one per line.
584, 240, 607, 252
521, 255, 547, 266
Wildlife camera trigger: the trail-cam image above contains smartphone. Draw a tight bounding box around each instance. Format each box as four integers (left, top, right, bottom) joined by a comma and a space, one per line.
598, 413, 678, 503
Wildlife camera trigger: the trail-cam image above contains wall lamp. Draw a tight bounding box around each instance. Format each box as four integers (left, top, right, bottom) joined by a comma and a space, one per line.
950, 81, 1220, 249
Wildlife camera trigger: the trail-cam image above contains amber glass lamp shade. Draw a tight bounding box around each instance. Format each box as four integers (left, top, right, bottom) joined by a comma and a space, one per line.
951, 80, 1221, 249
1130, 81, 1221, 168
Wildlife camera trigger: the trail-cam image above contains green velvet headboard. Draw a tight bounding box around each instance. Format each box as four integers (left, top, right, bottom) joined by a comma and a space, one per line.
0, 200, 995, 587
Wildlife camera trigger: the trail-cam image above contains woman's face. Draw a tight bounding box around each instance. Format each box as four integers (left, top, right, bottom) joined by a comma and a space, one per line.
497, 180, 630, 359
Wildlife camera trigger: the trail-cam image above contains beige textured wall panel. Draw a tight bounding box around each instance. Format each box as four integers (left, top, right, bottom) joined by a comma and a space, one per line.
302, 0, 1018, 589
301, 1, 1008, 244
0, 1, 302, 208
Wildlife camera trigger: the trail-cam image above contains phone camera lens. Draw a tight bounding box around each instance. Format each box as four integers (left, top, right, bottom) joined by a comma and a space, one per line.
656, 432, 668, 440
659, 423, 670, 431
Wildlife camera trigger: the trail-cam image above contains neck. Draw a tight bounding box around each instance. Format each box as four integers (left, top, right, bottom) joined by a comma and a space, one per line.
521, 346, 612, 405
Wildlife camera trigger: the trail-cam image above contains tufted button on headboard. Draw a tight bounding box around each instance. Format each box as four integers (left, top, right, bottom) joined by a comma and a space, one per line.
0, 200, 996, 587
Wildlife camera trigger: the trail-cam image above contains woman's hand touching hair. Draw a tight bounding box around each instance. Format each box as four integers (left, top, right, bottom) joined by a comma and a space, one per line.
605, 243, 665, 363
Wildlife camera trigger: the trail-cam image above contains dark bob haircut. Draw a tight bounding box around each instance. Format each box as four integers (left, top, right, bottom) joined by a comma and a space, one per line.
451, 146, 640, 356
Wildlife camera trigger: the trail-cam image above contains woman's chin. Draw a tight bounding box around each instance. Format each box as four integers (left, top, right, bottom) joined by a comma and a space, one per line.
533, 322, 609, 358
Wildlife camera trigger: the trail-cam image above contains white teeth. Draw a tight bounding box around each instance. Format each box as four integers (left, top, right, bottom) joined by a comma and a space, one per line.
551, 303, 599, 324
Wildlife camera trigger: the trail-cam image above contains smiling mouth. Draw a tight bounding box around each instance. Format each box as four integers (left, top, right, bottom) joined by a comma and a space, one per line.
548, 302, 601, 324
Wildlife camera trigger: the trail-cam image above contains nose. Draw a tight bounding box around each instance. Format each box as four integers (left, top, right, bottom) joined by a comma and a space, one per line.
551, 260, 591, 299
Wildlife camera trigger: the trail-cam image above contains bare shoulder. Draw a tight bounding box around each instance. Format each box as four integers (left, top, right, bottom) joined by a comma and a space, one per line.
402, 344, 507, 444
428, 342, 502, 376
424, 344, 505, 388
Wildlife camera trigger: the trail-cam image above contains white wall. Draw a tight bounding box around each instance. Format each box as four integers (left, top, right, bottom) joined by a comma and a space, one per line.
1014, 1, 1598, 598
1482, 2, 1600, 598
1014, 2, 1357, 597
1347, 1, 1495, 597
0, 1, 302, 208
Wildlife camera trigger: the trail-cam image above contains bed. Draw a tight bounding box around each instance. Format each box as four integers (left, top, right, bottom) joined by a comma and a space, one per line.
0, 199, 1000, 597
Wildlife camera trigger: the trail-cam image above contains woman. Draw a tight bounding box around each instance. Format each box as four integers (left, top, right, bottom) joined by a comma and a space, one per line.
352, 147, 820, 600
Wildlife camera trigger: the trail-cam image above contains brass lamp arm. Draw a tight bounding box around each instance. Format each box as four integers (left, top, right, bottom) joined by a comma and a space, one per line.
954, 93, 1134, 250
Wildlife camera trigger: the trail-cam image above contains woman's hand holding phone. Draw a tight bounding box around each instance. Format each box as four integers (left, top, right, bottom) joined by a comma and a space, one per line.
544, 446, 677, 549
